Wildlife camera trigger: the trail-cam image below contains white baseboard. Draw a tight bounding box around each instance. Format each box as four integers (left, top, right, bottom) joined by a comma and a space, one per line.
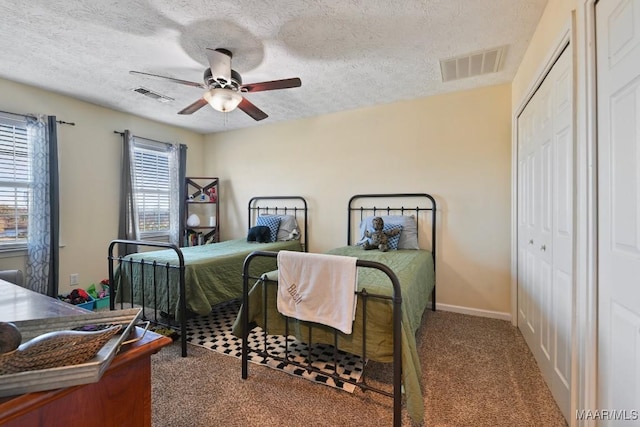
435, 302, 512, 322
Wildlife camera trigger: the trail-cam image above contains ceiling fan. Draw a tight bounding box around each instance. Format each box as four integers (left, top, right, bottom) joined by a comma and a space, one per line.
130, 48, 302, 121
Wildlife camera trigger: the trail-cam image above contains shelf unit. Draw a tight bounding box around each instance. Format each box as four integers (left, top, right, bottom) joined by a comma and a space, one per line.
184, 177, 219, 246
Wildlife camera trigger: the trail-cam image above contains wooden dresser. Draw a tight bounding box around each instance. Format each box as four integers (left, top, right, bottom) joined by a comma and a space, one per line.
0, 280, 172, 426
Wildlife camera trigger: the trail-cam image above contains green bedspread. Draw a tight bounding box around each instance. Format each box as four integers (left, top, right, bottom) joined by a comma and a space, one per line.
232, 246, 434, 423
116, 238, 303, 318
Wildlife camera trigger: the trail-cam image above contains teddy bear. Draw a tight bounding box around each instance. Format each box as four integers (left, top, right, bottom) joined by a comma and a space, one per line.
362, 216, 400, 252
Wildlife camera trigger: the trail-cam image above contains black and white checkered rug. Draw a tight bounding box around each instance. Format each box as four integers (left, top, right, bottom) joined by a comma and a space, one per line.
185, 299, 365, 392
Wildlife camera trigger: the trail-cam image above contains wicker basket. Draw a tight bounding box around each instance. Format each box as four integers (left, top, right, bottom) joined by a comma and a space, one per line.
0, 324, 122, 375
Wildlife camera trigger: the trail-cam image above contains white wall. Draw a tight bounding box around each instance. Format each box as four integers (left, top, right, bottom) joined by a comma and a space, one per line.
0, 78, 205, 295
205, 84, 513, 315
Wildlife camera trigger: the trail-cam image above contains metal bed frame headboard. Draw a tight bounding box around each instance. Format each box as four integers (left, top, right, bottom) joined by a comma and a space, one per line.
247, 196, 309, 251
347, 192, 437, 266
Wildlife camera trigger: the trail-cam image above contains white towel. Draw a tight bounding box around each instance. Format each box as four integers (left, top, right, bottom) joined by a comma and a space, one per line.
276, 250, 358, 334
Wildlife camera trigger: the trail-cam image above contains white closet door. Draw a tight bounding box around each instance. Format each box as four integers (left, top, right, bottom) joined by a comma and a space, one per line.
549, 48, 573, 417
518, 93, 539, 348
597, 0, 640, 421
516, 45, 573, 421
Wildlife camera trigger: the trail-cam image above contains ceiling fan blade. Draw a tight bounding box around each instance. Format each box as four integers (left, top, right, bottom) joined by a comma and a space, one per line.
178, 98, 209, 115
129, 71, 206, 89
241, 77, 302, 93
238, 97, 268, 121
206, 48, 232, 86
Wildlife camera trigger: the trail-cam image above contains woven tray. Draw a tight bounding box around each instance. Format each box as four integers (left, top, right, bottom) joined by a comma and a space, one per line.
0, 308, 141, 397
0, 324, 122, 375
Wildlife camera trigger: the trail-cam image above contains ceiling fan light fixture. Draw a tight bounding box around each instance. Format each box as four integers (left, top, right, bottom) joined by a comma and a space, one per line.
204, 88, 242, 113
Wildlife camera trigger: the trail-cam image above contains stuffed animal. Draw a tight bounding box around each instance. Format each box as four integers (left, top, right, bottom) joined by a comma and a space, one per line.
362, 217, 400, 252
288, 228, 300, 240
247, 225, 271, 243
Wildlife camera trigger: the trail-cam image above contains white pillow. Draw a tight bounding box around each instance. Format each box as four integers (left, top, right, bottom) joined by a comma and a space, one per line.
260, 214, 300, 241
358, 215, 419, 249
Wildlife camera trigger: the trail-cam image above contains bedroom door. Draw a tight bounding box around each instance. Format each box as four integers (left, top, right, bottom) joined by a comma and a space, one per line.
596, 0, 640, 419
516, 44, 573, 421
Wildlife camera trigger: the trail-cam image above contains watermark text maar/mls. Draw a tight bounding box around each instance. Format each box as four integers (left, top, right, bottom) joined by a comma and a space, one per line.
576, 409, 639, 421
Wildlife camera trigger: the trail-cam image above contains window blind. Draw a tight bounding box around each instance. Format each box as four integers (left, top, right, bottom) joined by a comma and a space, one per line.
0, 115, 30, 247
132, 137, 171, 236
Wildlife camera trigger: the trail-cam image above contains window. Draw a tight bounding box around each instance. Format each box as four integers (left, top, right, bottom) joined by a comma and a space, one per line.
131, 137, 174, 239
0, 115, 30, 249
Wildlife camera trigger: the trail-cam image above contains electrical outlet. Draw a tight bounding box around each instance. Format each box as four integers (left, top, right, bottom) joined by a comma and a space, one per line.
70, 273, 79, 286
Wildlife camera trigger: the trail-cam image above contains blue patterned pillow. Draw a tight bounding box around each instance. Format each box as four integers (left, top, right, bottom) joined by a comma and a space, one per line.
256, 215, 281, 242
385, 224, 403, 250
359, 223, 403, 250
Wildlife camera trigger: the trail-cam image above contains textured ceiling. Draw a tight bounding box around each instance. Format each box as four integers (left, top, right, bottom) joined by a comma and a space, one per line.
0, 0, 548, 134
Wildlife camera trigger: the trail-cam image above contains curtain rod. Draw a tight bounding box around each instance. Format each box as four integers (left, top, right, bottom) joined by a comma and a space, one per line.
113, 130, 184, 147
0, 108, 35, 120
0, 108, 75, 126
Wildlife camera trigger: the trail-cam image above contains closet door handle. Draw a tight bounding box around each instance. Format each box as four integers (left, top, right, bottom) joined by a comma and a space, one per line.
540, 245, 546, 251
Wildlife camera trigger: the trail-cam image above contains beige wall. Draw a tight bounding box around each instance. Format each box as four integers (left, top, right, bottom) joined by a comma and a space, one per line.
0, 0, 580, 316
512, 0, 576, 110
205, 84, 513, 314
0, 78, 205, 295
0, 72, 516, 314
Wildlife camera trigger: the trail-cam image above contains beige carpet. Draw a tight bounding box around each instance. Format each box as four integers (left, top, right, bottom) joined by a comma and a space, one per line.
150, 309, 568, 427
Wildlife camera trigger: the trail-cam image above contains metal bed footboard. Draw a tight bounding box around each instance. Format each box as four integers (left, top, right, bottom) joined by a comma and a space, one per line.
240, 250, 403, 427
107, 239, 188, 356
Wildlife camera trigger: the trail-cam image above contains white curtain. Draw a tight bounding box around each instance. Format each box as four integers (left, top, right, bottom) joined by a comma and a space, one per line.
168, 143, 180, 246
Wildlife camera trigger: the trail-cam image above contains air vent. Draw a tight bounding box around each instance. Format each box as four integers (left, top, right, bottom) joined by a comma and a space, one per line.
132, 87, 174, 103
440, 46, 507, 82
